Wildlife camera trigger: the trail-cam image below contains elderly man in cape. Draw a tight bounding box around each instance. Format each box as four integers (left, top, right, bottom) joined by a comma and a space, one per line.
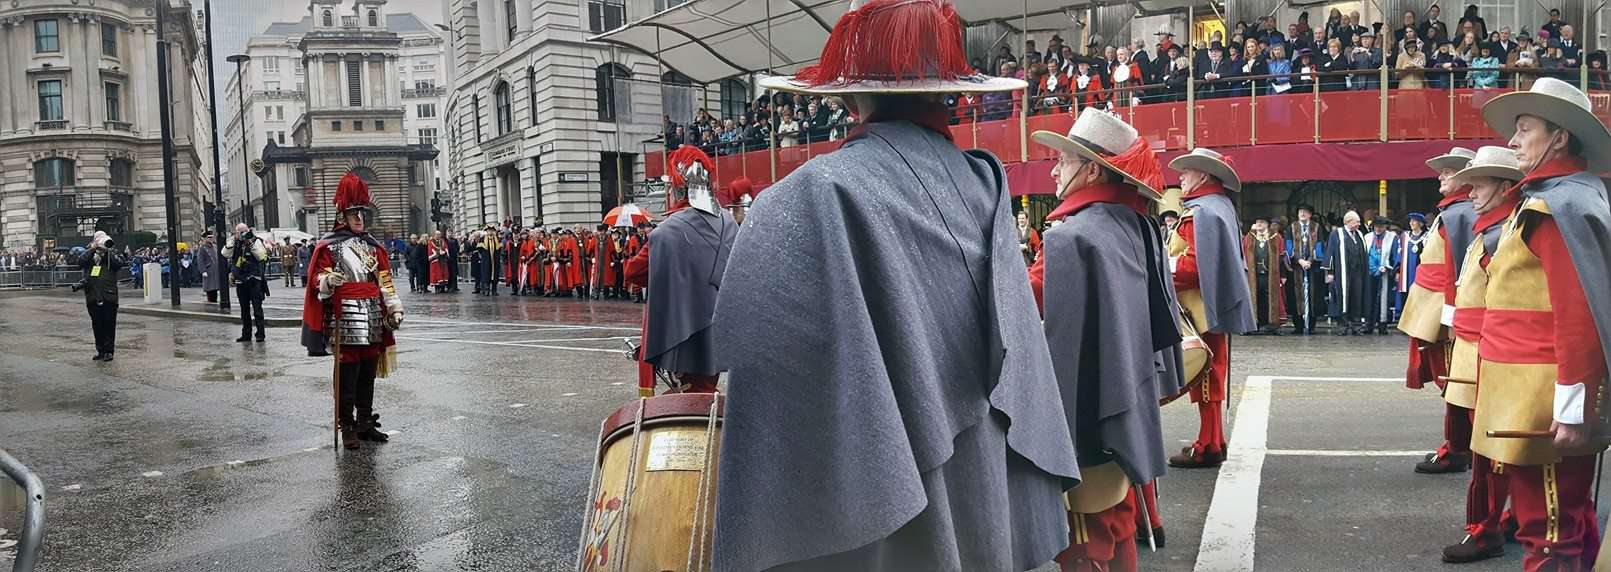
1400, 146, 1479, 474
1466, 77, 1611, 570
1029, 109, 1186, 570
622, 144, 737, 395
1435, 146, 1525, 563
710, 0, 1081, 569
1165, 147, 1256, 469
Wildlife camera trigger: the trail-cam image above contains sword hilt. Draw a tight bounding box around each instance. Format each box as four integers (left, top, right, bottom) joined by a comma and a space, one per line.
1439, 376, 1476, 385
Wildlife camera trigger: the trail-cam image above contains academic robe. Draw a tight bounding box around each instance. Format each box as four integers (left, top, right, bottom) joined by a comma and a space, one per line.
710, 121, 1079, 571
427, 240, 450, 287
1327, 226, 1368, 321
518, 238, 542, 288
593, 232, 618, 289
1287, 220, 1327, 326
1242, 232, 1287, 327
1398, 230, 1425, 295
563, 236, 585, 287
1365, 230, 1401, 325
550, 236, 576, 290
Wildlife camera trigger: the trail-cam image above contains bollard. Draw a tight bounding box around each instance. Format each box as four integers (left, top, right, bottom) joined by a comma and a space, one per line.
142, 262, 163, 304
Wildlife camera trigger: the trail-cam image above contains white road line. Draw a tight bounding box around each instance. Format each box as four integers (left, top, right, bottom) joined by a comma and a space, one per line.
1264, 376, 1403, 382
1194, 375, 1272, 572
260, 305, 640, 331
509, 336, 635, 344
141, 471, 164, 478
302, 447, 320, 452
562, 392, 579, 397
451, 415, 467, 420
1266, 449, 1428, 457
61, 484, 81, 492
394, 335, 628, 354
384, 430, 400, 436
510, 403, 528, 409
415, 326, 589, 335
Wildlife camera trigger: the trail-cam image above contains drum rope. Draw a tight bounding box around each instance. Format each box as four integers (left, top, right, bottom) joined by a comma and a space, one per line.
687, 397, 721, 572
575, 417, 609, 571
613, 398, 648, 572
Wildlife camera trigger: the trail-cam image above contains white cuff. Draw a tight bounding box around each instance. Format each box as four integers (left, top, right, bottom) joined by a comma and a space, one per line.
1440, 304, 1456, 327
1554, 382, 1588, 425
1169, 256, 1180, 273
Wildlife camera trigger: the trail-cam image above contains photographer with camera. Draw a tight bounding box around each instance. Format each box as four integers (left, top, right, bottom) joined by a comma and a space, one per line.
76, 231, 125, 362
223, 223, 270, 342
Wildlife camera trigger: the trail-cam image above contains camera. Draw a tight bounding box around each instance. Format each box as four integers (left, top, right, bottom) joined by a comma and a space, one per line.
70, 280, 87, 292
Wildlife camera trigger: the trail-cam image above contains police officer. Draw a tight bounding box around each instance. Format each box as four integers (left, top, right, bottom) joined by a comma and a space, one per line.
77, 231, 125, 362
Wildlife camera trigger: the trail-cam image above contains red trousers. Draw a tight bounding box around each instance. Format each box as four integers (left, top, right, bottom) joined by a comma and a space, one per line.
1445, 402, 1473, 456
1509, 455, 1600, 571
1056, 489, 1139, 572
1466, 453, 1510, 537
676, 373, 718, 393
1406, 337, 1448, 390
1188, 332, 1230, 453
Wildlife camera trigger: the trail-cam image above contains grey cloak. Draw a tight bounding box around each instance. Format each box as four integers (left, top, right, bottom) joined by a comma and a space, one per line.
1522, 172, 1611, 438
197, 243, 223, 292
711, 121, 1080, 572
1044, 202, 1186, 484
1438, 199, 1478, 284
1184, 193, 1257, 334
643, 207, 738, 375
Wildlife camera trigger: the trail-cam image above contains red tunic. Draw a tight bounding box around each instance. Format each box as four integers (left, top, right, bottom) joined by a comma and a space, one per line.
427, 239, 450, 287
301, 236, 396, 362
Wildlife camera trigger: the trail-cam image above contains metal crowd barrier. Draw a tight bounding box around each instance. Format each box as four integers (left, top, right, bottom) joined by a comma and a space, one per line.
0, 268, 82, 290
0, 449, 44, 572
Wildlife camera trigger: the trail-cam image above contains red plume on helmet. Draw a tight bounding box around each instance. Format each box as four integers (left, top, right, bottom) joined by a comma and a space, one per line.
793, 0, 971, 87
334, 172, 374, 213
667, 145, 714, 188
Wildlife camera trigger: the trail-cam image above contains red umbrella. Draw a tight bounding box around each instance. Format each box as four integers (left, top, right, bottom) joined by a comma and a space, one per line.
604, 204, 652, 227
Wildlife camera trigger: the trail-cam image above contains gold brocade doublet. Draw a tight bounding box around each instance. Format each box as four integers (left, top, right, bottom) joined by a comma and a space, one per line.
1445, 230, 1496, 410
1399, 216, 1451, 342
1471, 200, 1562, 466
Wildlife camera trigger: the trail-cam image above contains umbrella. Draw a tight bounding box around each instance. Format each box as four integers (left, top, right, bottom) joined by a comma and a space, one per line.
604, 204, 652, 227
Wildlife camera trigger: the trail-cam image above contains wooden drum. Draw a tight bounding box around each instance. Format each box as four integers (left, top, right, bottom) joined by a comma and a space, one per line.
577, 393, 724, 572
1162, 313, 1212, 406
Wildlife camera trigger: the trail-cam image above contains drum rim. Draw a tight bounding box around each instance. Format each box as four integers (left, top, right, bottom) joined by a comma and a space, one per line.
600, 415, 725, 448
600, 393, 725, 441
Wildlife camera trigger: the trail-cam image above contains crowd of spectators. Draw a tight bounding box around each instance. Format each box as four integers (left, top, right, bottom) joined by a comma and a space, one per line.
950, 3, 1606, 121
662, 93, 858, 153
0, 250, 67, 271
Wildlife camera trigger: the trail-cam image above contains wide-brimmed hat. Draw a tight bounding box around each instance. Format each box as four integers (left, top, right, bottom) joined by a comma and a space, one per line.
1425, 146, 1477, 172
1155, 24, 1175, 37
1031, 109, 1163, 200
1453, 146, 1526, 182
1481, 77, 1611, 171
757, 0, 1026, 95
1169, 148, 1242, 191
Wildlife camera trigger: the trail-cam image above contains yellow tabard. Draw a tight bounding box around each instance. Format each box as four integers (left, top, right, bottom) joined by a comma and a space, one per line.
1168, 210, 1211, 333
1445, 235, 1492, 409
1470, 200, 1561, 466
1399, 216, 1450, 342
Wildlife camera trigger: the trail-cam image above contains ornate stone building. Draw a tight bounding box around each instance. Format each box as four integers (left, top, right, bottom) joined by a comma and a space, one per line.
0, 0, 214, 251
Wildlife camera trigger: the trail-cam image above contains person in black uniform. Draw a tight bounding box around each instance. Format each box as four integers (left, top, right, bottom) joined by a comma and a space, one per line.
223, 223, 270, 342
77, 231, 126, 362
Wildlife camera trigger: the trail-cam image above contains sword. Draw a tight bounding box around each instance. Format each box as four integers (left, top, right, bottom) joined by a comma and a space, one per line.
1135, 484, 1156, 552
330, 303, 342, 452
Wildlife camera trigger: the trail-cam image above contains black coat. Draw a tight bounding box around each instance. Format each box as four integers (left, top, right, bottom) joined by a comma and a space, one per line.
77, 248, 125, 305
1316, 52, 1352, 91
1196, 58, 1236, 98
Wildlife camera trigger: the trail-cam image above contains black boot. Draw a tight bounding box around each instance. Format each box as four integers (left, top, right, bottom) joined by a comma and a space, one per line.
356, 413, 389, 442
1442, 533, 1504, 563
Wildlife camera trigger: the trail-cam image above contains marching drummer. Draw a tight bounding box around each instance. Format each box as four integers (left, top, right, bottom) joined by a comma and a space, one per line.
1166, 147, 1257, 470
622, 144, 737, 395
1029, 109, 1186, 570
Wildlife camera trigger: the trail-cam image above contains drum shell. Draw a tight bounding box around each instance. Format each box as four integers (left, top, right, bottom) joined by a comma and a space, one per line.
581, 393, 724, 572
1162, 316, 1212, 406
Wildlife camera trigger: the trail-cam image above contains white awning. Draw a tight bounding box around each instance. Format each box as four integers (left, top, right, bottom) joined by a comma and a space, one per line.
590, 0, 1212, 85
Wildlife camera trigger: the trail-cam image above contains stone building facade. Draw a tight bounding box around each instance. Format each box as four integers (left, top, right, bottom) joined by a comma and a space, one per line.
0, 0, 214, 251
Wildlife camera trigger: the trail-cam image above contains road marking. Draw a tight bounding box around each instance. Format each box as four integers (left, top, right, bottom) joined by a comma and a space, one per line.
61, 484, 81, 492
510, 403, 527, 409
384, 430, 400, 436
394, 335, 629, 354
1263, 376, 1403, 382
1194, 374, 1272, 572
611, 382, 625, 386
260, 305, 639, 331
226, 460, 244, 466
562, 392, 579, 397
451, 415, 467, 420
1266, 449, 1428, 457
141, 471, 164, 478
302, 447, 320, 452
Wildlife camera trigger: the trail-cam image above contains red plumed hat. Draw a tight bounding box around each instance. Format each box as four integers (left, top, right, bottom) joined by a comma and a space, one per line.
757, 0, 1026, 95
334, 172, 374, 213
667, 145, 714, 189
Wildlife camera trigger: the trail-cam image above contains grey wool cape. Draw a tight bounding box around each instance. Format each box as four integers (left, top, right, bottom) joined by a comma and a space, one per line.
644, 207, 738, 375
1438, 198, 1478, 283
197, 243, 223, 292
1184, 192, 1257, 334
711, 121, 1081, 572
1523, 172, 1611, 438
1044, 202, 1187, 484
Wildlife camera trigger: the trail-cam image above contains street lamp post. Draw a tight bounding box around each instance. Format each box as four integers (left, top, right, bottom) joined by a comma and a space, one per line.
156, 1, 181, 307
203, 0, 230, 311
227, 54, 253, 229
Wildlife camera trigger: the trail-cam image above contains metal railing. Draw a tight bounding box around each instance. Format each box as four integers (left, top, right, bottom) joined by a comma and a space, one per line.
33, 121, 66, 131
402, 86, 447, 99
1, 449, 45, 572
0, 268, 84, 289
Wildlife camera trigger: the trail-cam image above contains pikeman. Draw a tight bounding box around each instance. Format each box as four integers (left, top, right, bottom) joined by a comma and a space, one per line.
1031, 109, 1186, 569
300, 173, 403, 450
1402, 147, 1478, 474
1436, 146, 1525, 563
1467, 77, 1611, 570
1166, 147, 1256, 469
621, 144, 736, 395
710, 0, 1080, 568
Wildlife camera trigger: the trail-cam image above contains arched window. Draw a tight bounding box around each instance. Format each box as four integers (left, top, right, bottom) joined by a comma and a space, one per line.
660, 71, 695, 125
719, 78, 749, 120
322, 10, 334, 27
595, 64, 631, 123
494, 81, 513, 135
368, 10, 378, 27
34, 158, 75, 188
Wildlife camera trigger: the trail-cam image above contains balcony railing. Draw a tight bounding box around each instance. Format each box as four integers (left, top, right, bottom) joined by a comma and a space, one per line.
104, 120, 132, 132
402, 86, 447, 99
252, 90, 306, 101
647, 67, 1611, 192
35, 120, 68, 131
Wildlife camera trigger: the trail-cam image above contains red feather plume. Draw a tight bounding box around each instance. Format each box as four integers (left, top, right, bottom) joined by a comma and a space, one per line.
793, 0, 973, 87
334, 172, 372, 212
1107, 138, 1165, 193
667, 145, 715, 188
